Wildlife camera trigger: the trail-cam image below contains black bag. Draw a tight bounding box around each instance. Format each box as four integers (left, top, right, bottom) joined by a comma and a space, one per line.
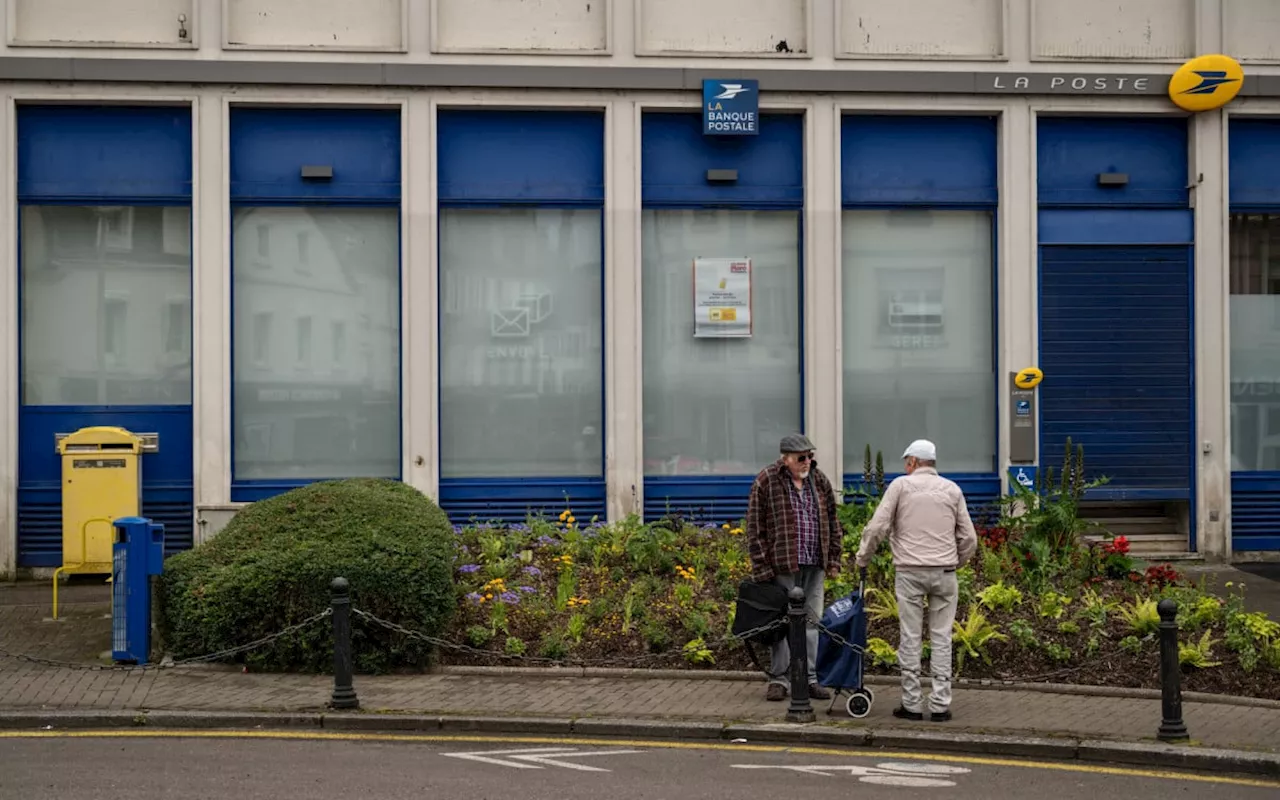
732, 579, 788, 646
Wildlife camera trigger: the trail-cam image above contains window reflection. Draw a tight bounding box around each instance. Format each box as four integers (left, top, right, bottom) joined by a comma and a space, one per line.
841, 210, 995, 474
1229, 213, 1280, 471
439, 208, 604, 479
232, 207, 400, 481
21, 205, 192, 406
641, 209, 802, 475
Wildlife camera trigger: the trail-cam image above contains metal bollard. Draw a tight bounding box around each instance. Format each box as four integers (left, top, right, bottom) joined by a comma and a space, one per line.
330, 577, 359, 710
1156, 598, 1187, 743
785, 586, 815, 724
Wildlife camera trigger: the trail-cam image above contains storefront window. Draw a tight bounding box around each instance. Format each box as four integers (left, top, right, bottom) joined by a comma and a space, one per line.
21, 205, 192, 406
841, 210, 995, 474
1229, 213, 1280, 471
439, 208, 604, 479
231, 206, 400, 481
641, 209, 802, 475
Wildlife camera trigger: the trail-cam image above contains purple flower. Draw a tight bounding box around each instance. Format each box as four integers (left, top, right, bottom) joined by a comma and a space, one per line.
499, 591, 521, 604
465, 592, 482, 605
522, 566, 542, 577
458, 564, 481, 574
536, 536, 559, 548
518, 586, 537, 594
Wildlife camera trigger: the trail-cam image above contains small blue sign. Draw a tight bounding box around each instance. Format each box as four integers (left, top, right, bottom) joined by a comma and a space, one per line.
1007, 466, 1039, 493
702, 79, 759, 136
1015, 399, 1031, 417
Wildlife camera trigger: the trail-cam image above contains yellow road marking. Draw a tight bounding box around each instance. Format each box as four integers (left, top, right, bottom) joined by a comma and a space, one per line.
0, 730, 1276, 789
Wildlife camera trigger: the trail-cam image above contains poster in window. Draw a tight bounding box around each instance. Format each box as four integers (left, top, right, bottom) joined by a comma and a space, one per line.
693, 257, 752, 338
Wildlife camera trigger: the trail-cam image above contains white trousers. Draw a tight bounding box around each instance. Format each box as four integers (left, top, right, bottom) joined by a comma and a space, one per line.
895, 567, 959, 713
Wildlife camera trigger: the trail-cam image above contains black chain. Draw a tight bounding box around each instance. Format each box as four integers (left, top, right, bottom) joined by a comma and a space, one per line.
352, 608, 788, 670
0, 609, 332, 672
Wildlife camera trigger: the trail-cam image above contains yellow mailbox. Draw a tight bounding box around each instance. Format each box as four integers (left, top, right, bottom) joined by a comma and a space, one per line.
52, 426, 143, 617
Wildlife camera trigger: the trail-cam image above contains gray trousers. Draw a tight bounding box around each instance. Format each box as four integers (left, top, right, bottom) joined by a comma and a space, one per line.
896, 567, 959, 713
769, 566, 824, 687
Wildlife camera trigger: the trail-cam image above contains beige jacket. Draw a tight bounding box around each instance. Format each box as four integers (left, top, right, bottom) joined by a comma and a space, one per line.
854, 467, 978, 570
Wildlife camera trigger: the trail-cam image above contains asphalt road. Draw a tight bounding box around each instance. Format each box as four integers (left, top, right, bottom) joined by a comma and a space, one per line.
0, 731, 1275, 799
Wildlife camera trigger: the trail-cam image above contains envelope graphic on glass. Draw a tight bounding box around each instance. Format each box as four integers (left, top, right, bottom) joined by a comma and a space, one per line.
491, 307, 531, 337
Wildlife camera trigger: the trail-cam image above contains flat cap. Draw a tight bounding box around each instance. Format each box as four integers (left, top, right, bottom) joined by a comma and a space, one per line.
779, 433, 816, 453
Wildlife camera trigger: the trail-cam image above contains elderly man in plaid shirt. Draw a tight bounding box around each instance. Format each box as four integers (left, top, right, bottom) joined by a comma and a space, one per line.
746, 434, 842, 702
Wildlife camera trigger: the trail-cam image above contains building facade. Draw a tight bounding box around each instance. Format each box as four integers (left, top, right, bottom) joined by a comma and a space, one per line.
3, 0, 1280, 577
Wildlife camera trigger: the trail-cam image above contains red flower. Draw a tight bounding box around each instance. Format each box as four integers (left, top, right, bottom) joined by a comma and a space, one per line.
1102, 536, 1131, 556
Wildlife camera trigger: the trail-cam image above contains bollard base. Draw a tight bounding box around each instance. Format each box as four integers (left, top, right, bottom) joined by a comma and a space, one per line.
1157, 722, 1189, 743
329, 691, 359, 711
785, 708, 816, 724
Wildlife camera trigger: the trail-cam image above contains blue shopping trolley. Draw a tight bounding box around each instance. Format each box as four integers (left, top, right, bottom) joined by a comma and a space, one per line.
815, 569, 875, 718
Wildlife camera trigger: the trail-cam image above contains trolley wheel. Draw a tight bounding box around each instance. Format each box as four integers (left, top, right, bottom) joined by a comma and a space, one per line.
846, 689, 873, 719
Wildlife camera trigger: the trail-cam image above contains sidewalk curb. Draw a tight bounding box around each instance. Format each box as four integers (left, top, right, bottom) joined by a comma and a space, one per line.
1, 710, 1276, 777
433, 666, 1280, 710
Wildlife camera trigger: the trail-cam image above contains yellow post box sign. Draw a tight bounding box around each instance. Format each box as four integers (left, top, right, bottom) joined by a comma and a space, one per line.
1014, 367, 1044, 390
1169, 55, 1244, 113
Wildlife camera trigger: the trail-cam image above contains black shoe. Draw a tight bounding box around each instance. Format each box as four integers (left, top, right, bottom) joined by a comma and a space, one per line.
931, 710, 953, 722
766, 684, 788, 702
808, 683, 832, 700
892, 705, 924, 721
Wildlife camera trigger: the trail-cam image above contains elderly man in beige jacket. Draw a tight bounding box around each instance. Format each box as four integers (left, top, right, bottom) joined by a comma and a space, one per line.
855, 439, 978, 722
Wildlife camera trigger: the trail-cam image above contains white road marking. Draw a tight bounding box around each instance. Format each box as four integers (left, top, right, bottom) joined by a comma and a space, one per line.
442, 746, 645, 772
732, 761, 972, 787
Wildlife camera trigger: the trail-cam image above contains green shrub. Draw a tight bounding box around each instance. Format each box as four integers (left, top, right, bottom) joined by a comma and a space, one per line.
157, 479, 456, 673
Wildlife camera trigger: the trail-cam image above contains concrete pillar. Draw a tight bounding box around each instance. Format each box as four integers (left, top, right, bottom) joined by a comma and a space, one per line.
804, 99, 842, 480
0, 92, 15, 578
406, 95, 439, 501
1193, 107, 1231, 561
192, 92, 230, 544
999, 101, 1038, 485
606, 99, 643, 520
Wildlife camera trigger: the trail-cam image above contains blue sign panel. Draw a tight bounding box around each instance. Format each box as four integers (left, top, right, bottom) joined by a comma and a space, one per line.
1007, 466, 1039, 493
702, 79, 759, 136
1015, 399, 1031, 417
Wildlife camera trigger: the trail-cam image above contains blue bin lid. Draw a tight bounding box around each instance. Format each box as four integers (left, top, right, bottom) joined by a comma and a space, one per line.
112, 516, 150, 526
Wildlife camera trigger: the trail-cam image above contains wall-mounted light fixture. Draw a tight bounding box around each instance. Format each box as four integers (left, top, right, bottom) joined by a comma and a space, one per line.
301, 165, 334, 181
706, 169, 738, 184
1097, 172, 1129, 187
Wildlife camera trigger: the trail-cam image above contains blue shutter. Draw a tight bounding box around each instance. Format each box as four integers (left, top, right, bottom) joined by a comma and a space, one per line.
1231, 474, 1280, 552
1038, 245, 1193, 500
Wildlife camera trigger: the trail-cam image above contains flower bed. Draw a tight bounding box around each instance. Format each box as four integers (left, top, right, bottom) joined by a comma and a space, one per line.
444, 447, 1280, 701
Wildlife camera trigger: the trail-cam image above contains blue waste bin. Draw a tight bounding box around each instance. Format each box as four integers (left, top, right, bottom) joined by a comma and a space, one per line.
111, 517, 165, 665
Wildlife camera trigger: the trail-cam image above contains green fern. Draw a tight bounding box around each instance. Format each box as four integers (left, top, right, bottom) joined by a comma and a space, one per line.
1118, 599, 1161, 636
1179, 630, 1223, 670
952, 608, 1009, 673
866, 587, 900, 623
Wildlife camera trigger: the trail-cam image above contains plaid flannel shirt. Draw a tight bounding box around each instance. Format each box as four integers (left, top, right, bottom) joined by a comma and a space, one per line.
746, 459, 841, 582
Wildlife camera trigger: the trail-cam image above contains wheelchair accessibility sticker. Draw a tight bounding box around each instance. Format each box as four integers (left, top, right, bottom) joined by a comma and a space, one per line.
1008, 466, 1038, 491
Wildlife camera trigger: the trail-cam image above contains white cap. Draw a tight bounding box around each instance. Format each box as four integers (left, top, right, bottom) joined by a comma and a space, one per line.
902, 439, 937, 461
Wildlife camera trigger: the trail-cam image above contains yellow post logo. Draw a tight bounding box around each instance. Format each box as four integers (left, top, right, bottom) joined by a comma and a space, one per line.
1015, 367, 1044, 390
1168, 54, 1244, 112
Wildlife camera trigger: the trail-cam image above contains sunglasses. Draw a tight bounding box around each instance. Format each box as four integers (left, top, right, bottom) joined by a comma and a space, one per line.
793, 453, 814, 463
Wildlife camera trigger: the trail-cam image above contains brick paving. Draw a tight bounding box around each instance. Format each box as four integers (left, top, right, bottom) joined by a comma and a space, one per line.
3, 581, 1280, 753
